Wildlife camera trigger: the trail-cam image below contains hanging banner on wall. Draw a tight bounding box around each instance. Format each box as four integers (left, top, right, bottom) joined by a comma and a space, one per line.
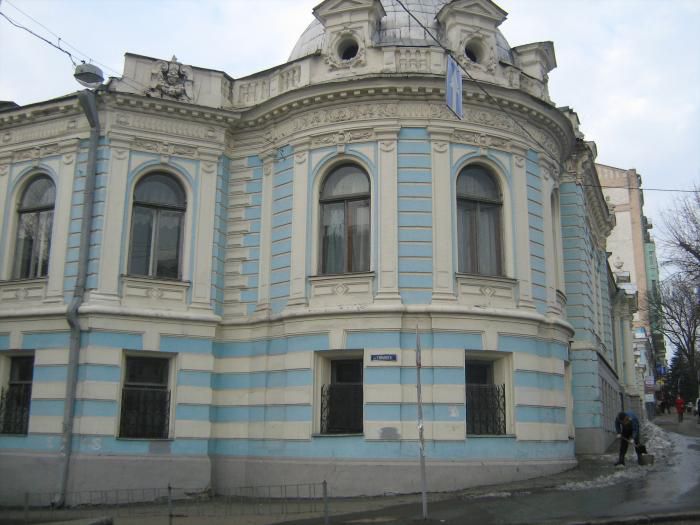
446, 55, 463, 120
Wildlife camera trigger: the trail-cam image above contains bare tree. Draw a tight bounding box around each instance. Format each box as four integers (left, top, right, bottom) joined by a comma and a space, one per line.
660, 188, 700, 280
648, 275, 700, 399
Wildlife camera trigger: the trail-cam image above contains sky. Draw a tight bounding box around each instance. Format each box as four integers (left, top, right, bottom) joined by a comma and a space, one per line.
1, 0, 699, 258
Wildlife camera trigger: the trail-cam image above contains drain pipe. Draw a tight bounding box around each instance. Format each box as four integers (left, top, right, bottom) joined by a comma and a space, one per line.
55, 88, 100, 506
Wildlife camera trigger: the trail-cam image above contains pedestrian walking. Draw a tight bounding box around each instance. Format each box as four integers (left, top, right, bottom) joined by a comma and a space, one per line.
614, 411, 643, 466
675, 395, 685, 423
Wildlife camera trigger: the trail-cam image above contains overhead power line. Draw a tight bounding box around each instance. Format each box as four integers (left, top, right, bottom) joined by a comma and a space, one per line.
1, 0, 148, 93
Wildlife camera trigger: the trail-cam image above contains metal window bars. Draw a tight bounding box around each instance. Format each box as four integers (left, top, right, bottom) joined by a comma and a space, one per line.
119, 387, 170, 439
465, 383, 506, 435
320, 383, 363, 434
0, 384, 32, 435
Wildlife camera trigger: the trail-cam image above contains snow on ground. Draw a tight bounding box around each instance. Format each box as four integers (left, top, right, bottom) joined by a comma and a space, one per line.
556, 420, 674, 491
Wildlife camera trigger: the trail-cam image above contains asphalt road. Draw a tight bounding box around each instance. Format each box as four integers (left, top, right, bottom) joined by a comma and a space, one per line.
278, 413, 700, 525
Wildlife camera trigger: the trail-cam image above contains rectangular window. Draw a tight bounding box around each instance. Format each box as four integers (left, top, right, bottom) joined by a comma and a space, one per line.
465, 359, 506, 435
320, 358, 363, 434
119, 356, 171, 439
0, 356, 34, 435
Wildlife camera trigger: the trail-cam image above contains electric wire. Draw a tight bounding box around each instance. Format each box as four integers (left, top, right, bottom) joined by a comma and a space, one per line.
0, 11, 77, 66
393, 0, 696, 196
1, 1, 149, 93
1, 0, 696, 194
394, 0, 565, 166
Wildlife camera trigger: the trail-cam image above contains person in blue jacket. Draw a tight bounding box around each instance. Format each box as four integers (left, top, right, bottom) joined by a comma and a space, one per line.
614, 411, 642, 466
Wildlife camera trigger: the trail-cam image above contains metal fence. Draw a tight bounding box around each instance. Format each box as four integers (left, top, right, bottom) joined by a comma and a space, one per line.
0, 481, 329, 524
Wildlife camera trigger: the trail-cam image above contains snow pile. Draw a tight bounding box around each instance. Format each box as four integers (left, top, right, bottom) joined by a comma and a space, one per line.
556, 420, 674, 491
462, 491, 529, 500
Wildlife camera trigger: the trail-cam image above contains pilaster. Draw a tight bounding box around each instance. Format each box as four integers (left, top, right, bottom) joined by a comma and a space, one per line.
90, 136, 130, 304
511, 144, 535, 310
255, 149, 276, 315
430, 128, 456, 303
46, 139, 81, 303
190, 149, 219, 311
287, 138, 310, 307
374, 128, 401, 304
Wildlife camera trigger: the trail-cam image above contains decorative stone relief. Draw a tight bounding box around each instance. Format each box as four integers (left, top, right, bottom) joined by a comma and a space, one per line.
278, 65, 301, 94
311, 129, 373, 147
132, 137, 198, 158
237, 78, 270, 106
146, 56, 194, 102
453, 131, 509, 149
115, 113, 221, 142
295, 152, 308, 164
0, 164, 8, 177
396, 49, 430, 72
379, 141, 395, 152
251, 102, 561, 159
13, 143, 59, 162
433, 141, 448, 153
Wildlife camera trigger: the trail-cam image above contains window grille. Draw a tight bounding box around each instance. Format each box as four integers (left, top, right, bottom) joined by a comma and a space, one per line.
119, 356, 170, 439
0, 383, 32, 434
119, 387, 170, 439
465, 383, 506, 435
320, 384, 363, 434
0, 356, 34, 435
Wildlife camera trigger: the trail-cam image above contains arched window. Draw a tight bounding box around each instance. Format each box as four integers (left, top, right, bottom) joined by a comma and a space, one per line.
319, 164, 370, 274
128, 173, 186, 279
456, 165, 503, 276
14, 176, 55, 279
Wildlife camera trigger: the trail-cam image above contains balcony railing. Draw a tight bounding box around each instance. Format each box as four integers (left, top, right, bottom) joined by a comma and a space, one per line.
119, 387, 170, 439
320, 383, 363, 434
465, 383, 506, 435
0, 384, 32, 435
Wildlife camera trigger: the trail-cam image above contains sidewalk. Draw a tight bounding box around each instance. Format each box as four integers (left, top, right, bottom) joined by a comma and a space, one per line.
6, 413, 698, 525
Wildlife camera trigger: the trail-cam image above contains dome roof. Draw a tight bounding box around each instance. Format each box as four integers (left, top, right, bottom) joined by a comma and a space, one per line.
289, 0, 514, 64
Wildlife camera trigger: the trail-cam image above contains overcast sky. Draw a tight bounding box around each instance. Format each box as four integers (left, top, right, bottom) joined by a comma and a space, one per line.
1, 0, 698, 254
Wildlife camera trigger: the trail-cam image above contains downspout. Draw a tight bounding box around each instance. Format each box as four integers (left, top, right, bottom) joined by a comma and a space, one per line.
56, 89, 100, 506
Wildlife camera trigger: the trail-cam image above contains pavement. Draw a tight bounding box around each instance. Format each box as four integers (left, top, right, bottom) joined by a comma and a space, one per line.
4, 411, 699, 525
274, 411, 700, 525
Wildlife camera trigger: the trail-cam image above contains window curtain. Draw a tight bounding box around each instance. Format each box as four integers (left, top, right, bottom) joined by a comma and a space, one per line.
349, 199, 370, 272
322, 203, 345, 274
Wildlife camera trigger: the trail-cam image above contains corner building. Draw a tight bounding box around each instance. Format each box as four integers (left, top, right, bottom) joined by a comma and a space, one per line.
0, 0, 629, 500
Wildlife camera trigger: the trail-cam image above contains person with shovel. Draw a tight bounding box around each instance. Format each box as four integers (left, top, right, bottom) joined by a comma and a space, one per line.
614, 411, 643, 466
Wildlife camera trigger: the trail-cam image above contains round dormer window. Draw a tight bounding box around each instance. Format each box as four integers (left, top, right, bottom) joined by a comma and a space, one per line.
338, 38, 359, 61
464, 41, 483, 63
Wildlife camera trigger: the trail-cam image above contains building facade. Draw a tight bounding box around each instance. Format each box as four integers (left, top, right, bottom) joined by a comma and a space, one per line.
0, 0, 635, 502
598, 164, 665, 418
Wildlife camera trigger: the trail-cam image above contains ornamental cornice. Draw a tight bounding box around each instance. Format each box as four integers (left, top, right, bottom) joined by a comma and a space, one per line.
113, 109, 226, 144
240, 97, 565, 160
0, 112, 81, 148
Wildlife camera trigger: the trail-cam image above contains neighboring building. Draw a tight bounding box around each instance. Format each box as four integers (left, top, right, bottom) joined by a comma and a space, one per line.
0, 0, 636, 502
598, 164, 665, 417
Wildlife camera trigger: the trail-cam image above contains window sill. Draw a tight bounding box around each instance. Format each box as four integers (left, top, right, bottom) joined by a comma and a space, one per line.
116, 437, 173, 441
120, 275, 191, 310
0, 278, 47, 304
308, 272, 374, 308
466, 434, 515, 438
312, 433, 364, 438
455, 273, 517, 309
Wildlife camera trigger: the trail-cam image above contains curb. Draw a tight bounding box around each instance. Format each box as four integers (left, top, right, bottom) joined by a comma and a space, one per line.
565, 510, 700, 524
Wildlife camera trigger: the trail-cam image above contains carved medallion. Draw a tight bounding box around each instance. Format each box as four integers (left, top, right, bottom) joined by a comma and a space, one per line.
146, 56, 194, 102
